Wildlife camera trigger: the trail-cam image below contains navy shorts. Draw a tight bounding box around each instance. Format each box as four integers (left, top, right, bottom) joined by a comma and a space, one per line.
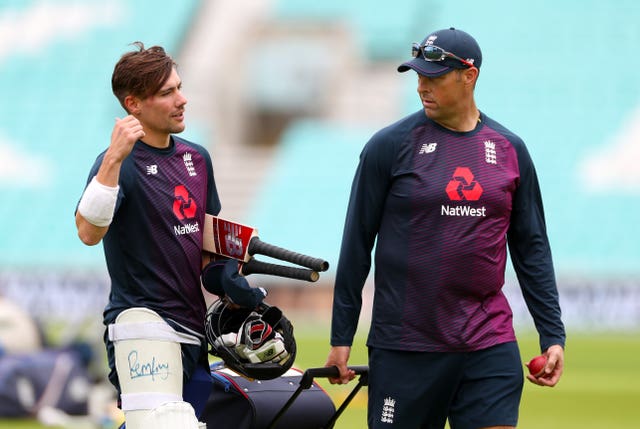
368, 342, 524, 429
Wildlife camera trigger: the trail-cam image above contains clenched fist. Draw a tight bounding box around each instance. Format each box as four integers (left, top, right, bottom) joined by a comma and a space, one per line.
108, 115, 145, 162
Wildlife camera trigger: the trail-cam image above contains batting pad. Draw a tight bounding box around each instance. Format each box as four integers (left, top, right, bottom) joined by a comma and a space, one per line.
109, 307, 202, 429
145, 401, 205, 429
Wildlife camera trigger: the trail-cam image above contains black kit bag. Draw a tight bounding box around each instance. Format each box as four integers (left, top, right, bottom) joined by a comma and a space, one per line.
202, 366, 334, 429
201, 364, 368, 429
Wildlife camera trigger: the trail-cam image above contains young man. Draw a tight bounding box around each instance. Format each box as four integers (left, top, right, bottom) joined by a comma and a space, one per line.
325, 28, 566, 429
75, 42, 257, 428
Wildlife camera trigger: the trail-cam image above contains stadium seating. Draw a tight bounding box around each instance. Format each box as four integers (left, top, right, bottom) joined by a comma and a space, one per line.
0, 0, 199, 266
271, 0, 421, 60
1, 0, 640, 279
247, 120, 375, 269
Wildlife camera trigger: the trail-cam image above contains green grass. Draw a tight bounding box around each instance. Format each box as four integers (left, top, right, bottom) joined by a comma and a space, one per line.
292, 327, 640, 429
0, 422, 46, 429
2, 329, 639, 429
516, 332, 640, 429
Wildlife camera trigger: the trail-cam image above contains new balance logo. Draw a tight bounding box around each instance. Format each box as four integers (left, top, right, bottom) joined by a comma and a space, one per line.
419, 142, 437, 154
146, 165, 158, 175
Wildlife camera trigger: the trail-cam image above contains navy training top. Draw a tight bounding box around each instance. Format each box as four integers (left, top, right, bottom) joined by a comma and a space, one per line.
82, 136, 221, 339
331, 110, 565, 353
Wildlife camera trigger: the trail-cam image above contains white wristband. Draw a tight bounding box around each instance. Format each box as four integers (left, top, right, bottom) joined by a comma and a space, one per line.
77, 176, 119, 227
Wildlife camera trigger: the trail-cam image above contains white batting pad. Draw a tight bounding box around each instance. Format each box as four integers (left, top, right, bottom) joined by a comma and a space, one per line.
110, 307, 186, 429
144, 401, 203, 429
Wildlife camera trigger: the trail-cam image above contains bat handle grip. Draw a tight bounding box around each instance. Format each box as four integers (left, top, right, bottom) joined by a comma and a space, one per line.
248, 238, 330, 272
241, 259, 319, 282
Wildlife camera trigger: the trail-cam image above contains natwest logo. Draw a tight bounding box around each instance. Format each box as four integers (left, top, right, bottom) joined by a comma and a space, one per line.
173, 184, 197, 220
445, 167, 483, 201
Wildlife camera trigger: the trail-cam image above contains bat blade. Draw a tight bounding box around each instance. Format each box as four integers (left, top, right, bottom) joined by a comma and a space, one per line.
203, 214, 329, 272
203, 214, 256, 262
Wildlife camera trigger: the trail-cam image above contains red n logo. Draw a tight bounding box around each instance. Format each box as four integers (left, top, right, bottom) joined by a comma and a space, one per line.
173, 185, 197, 220
445, 167, 483, 201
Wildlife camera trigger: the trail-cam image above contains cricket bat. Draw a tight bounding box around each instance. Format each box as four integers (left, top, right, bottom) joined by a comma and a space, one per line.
202, 214, 329, 282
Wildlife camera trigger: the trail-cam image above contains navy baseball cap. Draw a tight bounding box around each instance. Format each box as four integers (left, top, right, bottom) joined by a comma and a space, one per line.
398, 28, 482, 77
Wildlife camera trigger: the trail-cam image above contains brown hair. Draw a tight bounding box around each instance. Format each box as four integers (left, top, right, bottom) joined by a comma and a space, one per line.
111, 41, 176, 111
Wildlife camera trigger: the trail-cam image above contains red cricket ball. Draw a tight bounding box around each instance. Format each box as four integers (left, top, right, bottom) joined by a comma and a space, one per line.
526, 355, 547, 377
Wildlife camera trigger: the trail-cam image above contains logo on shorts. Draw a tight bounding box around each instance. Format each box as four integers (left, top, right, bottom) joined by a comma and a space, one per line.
380, 397, 396, 424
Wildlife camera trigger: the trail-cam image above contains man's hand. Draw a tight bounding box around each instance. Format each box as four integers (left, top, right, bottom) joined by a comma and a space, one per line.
325, 345, 356, 385
76, 116, 143, 244
527, 344, 564, 387
104, 116, 145, 166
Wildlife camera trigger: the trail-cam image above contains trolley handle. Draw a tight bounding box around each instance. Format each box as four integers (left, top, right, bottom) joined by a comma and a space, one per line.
300, 365, 369, 389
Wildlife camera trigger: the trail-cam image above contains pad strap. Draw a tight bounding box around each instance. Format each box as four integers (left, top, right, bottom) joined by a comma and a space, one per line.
121, 392, 183, 411
108, 321, 201, 346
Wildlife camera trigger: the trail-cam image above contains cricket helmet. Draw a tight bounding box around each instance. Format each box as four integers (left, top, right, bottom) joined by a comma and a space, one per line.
205, 299, 296, 380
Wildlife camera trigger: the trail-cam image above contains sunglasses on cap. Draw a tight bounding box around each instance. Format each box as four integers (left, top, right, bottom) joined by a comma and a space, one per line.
412, 43, 475, 69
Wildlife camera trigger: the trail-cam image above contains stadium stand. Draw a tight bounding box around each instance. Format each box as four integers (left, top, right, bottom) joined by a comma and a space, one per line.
0, 0, 200, 267
1, 3, 638, 426
247, 119, 375, 269
0, 0, 639, 331
271, 0, 422, 60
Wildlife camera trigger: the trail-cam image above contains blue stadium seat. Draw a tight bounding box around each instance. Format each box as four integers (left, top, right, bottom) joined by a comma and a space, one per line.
247, 120, 375, 270
0, 0, 199, 266
271, 0, 422, 60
